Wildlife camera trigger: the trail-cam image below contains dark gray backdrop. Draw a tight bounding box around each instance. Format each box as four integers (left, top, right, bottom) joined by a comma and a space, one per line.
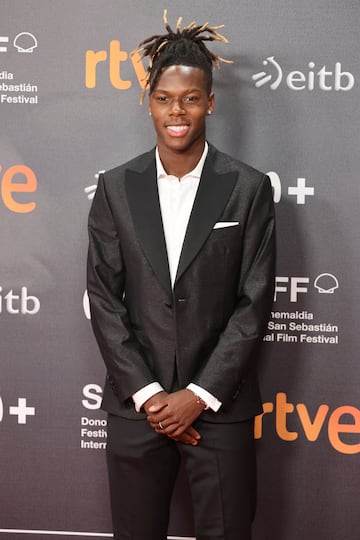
1, 1, 359, 539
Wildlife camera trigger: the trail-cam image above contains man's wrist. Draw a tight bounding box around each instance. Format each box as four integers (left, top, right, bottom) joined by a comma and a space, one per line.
132, 382, 164, 412
186, 383, 222, 412
191, 392, 209, 410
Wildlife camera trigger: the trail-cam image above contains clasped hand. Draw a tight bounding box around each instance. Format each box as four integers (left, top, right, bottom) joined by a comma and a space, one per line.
144, 389, 204, 445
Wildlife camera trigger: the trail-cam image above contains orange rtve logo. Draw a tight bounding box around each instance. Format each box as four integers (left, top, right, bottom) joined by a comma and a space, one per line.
255, 392, 360, 455
0, 164, 37, 213
85, 40, 147, 90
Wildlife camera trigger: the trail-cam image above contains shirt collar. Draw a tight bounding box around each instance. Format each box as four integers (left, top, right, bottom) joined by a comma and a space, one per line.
156, 141, 209, 180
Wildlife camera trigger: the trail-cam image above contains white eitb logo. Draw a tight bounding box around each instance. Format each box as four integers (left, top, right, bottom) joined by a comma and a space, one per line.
0, 286, 40, 314
252, 56, 355, 91
84, 170, 104, 201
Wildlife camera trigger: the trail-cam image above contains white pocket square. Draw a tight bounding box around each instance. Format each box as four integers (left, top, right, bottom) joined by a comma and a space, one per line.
213, 221, 239, 229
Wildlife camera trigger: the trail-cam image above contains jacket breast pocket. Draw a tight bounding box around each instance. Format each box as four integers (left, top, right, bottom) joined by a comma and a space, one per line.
206, 222, 243, 252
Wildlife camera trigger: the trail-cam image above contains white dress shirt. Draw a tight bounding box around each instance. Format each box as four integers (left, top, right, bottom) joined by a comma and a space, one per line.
132, 142, 222, 413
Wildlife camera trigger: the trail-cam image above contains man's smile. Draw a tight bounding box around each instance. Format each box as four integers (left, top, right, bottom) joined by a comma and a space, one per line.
165, 124, 190, 137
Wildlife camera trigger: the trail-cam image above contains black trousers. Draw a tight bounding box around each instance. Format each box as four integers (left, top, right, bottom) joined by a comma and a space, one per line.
106, 414, 257, 540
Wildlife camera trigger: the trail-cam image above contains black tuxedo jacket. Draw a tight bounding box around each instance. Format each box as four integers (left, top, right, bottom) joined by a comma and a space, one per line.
87, 143, 275, 422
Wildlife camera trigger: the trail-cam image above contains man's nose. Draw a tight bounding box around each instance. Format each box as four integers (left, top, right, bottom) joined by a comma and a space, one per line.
170, 99, 185, 115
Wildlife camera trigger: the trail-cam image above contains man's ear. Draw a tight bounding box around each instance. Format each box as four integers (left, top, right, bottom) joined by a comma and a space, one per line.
208, 92, 215, 114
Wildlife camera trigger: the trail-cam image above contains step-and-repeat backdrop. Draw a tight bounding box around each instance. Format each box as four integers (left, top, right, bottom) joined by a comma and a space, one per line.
1, 1, 359, 539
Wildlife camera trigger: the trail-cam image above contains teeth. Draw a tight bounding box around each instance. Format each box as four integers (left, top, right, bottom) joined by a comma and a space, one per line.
167, 125, 188, 132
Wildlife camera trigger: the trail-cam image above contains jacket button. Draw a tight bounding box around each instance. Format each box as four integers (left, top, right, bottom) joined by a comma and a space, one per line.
177, 298, 187, 303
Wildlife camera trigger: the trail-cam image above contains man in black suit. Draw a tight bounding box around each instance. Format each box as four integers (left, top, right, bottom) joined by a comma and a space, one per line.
87, 12, 275, 540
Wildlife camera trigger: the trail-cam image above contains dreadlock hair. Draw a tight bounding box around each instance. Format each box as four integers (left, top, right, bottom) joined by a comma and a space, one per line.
133, 10, 233, 103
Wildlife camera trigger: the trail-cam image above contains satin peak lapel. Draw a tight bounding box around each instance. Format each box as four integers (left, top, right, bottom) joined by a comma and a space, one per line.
176, 157, 237, 283
125, 160, 172, 296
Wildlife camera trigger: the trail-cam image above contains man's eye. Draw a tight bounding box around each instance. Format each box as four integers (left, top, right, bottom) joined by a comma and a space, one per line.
183, 96, 198, 103
157, 96, 169, 102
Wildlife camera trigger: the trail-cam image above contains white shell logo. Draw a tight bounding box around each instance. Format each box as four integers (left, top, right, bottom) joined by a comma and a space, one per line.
13, 32, 38, 53
314, 274, 339, 294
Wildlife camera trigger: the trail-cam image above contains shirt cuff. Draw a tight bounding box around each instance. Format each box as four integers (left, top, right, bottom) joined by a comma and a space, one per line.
132, 382, 164, 413
187, 383, 222, 412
